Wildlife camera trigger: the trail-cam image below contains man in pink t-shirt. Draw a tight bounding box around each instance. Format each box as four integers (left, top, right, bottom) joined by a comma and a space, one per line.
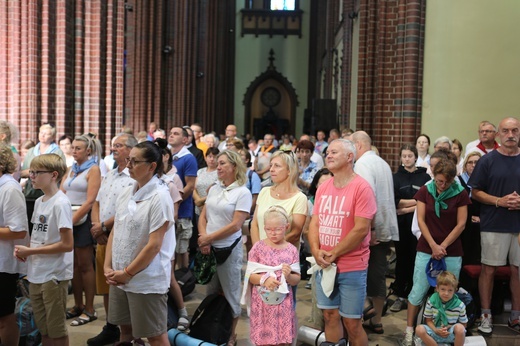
309, 139, 377, 344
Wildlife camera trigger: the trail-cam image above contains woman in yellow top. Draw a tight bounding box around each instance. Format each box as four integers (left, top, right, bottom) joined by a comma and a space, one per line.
250, 150, 307, 250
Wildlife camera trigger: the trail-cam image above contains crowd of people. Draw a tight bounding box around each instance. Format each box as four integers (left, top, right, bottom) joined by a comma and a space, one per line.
0, 117, 519, 346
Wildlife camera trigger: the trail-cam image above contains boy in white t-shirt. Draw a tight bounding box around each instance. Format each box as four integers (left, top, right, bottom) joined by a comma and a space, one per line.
15, 153, 73, 346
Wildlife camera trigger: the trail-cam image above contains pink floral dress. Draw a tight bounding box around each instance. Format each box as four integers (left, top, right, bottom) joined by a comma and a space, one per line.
249, 240, 299, 345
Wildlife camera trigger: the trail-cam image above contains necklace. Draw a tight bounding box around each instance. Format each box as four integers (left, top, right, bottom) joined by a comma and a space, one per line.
272, 185, 286, 198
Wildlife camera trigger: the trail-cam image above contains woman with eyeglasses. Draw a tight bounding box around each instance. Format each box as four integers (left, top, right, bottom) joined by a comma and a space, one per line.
198, 150, 252, 346
451, 139, 464, 175
104, 141, 175, 346
459, 151, 482, 265
60, 134, 102, 326
250, 150, 307, 249
401, 158, 470, 344
226, 138, 244, 152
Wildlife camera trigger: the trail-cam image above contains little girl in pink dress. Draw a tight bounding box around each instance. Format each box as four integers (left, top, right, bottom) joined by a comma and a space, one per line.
241, 205, 301, 346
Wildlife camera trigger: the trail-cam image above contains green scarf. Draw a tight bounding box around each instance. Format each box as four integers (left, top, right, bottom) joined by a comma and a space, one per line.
426, 181, 464, 217
429, 292, 463, 327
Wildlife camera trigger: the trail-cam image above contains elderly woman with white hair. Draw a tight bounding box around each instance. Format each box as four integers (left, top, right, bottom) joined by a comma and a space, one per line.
203, 133, 219, 149
21, 124, 66, 232
433, 136, 452, 152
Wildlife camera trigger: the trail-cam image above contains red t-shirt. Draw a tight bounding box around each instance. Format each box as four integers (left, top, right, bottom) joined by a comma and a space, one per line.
313, 176, 377, 273
414, 185, 471, 256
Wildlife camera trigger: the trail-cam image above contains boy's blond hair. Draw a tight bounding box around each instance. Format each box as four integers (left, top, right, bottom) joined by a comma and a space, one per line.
436, 271, 458, 289
263, 205, 290, 225
30, 154, 67, 181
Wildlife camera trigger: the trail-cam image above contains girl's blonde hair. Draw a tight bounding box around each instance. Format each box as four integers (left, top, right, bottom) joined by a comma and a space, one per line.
263, 205, 290, 225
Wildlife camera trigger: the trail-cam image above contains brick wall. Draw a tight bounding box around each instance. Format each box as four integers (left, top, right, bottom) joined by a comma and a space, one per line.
0, 0, 124, 154
124, 0, 235, 136
355, 0, 426, 170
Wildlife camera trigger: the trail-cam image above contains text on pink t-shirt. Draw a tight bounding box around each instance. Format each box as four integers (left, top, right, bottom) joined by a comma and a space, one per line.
313, 176, 377, 273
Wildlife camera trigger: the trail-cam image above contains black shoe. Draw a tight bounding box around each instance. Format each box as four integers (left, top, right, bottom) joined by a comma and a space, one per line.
87, 325, 121, 346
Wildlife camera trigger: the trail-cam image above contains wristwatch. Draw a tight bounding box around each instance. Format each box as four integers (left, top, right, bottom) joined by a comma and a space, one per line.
101, 222, 108, 233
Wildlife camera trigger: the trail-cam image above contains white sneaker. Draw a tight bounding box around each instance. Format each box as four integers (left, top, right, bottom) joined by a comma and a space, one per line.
400, 330, 414, 346
478, 313, 493, 335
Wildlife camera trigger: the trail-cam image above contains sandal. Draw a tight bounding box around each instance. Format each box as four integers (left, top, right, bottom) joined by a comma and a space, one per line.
177, 316, 190, 332
226, 333, 237, 346
363, 319, 384, 334
66, 306, 83, 319
70, 310, 97, 326
508, 319, 520, 334
362, 305, 376, 321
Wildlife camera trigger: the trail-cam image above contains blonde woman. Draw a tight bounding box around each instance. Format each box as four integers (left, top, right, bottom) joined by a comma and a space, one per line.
60, 134, 102, 326
250, 150, 307, 249
198, 150, 252, 345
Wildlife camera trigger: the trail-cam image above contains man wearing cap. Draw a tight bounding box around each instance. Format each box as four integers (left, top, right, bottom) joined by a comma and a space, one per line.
468, 117, 520, 336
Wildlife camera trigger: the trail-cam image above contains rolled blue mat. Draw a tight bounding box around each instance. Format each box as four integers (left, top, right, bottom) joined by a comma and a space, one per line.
168, 329, 218, 346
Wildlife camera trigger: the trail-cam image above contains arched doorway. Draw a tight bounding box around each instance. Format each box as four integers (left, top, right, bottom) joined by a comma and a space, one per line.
243, 50, 299, 139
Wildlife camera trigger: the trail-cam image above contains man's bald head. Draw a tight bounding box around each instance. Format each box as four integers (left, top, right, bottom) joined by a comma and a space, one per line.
350, 131, 372, 156
300, 134, 311, 142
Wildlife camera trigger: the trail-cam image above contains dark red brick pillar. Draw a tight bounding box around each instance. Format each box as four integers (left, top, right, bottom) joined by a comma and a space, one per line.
0, 0, 125, 155
356, 0, 426, 169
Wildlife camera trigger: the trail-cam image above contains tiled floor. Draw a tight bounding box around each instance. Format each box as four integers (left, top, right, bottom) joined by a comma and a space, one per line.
65, 246, 519, 346
66, 278, 410, 346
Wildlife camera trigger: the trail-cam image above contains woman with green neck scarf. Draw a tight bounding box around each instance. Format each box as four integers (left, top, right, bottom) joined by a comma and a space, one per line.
401, 159, 471, 346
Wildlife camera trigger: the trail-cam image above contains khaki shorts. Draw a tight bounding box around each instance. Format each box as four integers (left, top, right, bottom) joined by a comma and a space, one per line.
175, 218, 192, 254
95, 244, 109, 295
108, 286, 167, 338
29, 280, 69, 338
481, 232, 520, 266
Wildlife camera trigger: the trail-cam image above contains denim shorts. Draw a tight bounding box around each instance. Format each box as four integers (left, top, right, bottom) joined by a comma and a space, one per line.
420, 324, 460, 344
408, 252, 462, 306
315, 269, 367, 319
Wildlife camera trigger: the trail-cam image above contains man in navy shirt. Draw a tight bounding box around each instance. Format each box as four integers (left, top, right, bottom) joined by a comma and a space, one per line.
469, 117, 520, 336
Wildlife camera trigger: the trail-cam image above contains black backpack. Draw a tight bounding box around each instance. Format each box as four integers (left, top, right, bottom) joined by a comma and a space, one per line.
174, 267, 196, 297
189, 293, 233, 344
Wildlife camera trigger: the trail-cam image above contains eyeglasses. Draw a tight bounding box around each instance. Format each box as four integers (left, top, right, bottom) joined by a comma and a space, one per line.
29, 170, 53, 178
479, 130, 495, 134
466, 160, 479, 165
125, 157, 150, 166
265, 227, 286, 234
434, 178, 452, 187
